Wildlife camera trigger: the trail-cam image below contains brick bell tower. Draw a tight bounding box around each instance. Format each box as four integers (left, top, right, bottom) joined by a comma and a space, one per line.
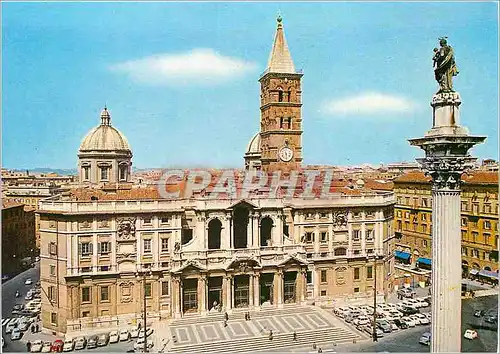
259, 15, 303, 173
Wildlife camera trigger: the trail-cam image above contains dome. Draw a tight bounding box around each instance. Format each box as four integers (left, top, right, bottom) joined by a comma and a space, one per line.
79, 108, 131, 152
246, 133, 261, 155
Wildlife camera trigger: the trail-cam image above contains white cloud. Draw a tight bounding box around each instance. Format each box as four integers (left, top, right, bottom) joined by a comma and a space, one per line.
110, 48, 258, 86
322, 92, 416, 116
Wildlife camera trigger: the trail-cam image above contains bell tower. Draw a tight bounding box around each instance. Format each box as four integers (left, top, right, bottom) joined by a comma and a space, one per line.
259, 15, 303, 173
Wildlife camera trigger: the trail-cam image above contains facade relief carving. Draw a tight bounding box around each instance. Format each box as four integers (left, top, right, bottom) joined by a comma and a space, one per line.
332, 210, 348, 228
335, 267, 347, 285
117, 217, 137, 241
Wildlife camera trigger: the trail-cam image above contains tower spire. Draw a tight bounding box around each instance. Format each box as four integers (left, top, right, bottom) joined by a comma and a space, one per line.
266, 15, 296, 74
100, 106, 111, 126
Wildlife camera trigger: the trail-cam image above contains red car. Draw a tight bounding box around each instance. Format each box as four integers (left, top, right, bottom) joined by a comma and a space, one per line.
51, 340, 64, 353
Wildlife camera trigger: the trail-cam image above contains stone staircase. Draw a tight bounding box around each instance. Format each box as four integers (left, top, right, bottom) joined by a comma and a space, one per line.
170, 305, 312, 327
170, 326, 363, 353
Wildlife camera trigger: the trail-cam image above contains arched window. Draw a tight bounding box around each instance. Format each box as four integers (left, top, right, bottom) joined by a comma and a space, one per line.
484, 266, 492, 271
260, 217, 273, 247
208, 219, 222, 250
334, 248, 347, 256
278, 90, 283, 102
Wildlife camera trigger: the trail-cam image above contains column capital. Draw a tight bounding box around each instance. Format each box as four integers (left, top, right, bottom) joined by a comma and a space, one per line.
417, 156, 477, 190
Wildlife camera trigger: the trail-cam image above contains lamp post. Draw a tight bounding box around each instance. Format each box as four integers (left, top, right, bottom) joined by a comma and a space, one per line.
136, 267, 153, 353
372, 252, 379, 342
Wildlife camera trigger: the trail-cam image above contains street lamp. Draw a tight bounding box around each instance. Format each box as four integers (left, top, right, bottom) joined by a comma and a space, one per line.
372, 252, 380, 342
135, 267, 153, 353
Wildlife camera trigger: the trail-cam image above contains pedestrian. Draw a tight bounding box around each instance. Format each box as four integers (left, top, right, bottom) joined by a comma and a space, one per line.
244, 312, 248, 321
224, 312, 229, 321
26, 341, 31, 352
269, 330, 273, 341
293, 331, 297, 341
35, 324, 39, 332
223, 320, 227, 327
318, 347, 323, 353
31, 325, 35, 334
313, 343, 317, 350
247, 312, 251, 320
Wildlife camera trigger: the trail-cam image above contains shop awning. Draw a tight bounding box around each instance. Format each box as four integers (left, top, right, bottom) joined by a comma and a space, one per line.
417, 257, 431, 266
394, 250, 411, 260
470, 269, 479, 275
478, 269, 499, 279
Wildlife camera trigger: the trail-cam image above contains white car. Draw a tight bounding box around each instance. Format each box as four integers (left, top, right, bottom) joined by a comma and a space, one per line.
416, 313, 430, 325
138, 327, 154, 338
25, 278, 33, 285
334, 306, 350, 318
30, 339, 44, 352
109, 330, 119, 344
425, 312, 432, 321
406, 299, 421, 308
410, 314, 422, 325
134, 337, 154, 351
63, 338, 75, 352
119, 329, 130, 341
41, 341, 52, 353
385, 303, 398, 310
388, 310, 403, 319
353, 315, 370, 326
5, 320, 18, 334
388, 321, 399, 331
130, 327, 139, 338
464, 329, 478, 340
402, 316, 416, 327
416, 298, 430, 307
10, 328, 22, 341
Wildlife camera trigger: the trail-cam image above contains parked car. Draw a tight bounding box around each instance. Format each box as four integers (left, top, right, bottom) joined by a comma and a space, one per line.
25, 293, 34, 301
474, 310, 485, 317
119, 329, 130, 341
130, 327, 139, 338
30, 339, 44, 352
419, 332, 431, 346
409, 314, 422, 325
63, 338, 75, 352
387, 310, 403, 319
25, 278, 33, 285
109, 331, 119, 344
485, 315, 498, 324
134, 337, 154, 351
388, 320, 399, 331
138, 327, 153, 338
406, 299, 421, 308
10, 328, 22, 341
416, 298, 430, 307
415, 313, 430, 325
12, 304, 24, 315
19, 320, 30, 331
401, 317, 416, 327
97, 333, 110, 347
425, 312, 431, 321
74, 336, 86, 350
41, 341, 53, 353
394, 318, 409, 329
353, 315, 370, 326
377, 320, 392, 333
464, 329, 478, 340
398, 288, 415, 298
51, 339, 64, 353
400, 306, 419, 315
334, 307, 350, 318
86, 335, 99, 349
5, 320, 18, 334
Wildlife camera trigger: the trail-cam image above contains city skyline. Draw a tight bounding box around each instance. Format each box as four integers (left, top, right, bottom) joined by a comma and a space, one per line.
2, 2, 498, 170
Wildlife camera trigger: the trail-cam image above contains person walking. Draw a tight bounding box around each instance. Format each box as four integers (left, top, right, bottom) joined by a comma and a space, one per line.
318, 347, 323, 353
269, 329, 273, 341
26, 341, 31, 352
293, 331, 297, 341
223, 319, 228, 327
224, 312, 229, 321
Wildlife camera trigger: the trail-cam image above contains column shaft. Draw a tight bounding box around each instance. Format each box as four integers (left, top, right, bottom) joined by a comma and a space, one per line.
431, 188, 461, 353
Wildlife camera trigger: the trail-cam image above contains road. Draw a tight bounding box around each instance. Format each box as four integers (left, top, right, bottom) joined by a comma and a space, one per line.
2, 263, 40, 353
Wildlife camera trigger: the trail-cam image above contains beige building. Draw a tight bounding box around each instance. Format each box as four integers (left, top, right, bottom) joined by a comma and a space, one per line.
39, 17, 396, 335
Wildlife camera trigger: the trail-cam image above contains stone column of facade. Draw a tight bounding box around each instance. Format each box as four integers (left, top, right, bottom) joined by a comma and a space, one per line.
313, 268, 320, 299
248, 274, 254, 307
274, 269, 283, 307
313, 226, 320, 254
198, 275, 207, 315
253, 273, 260, 309
409, 88, 485, 353
295, 270, 305, 303
252, 214, 259, 248
172, 277, 181, 318
224, 275, 232, 311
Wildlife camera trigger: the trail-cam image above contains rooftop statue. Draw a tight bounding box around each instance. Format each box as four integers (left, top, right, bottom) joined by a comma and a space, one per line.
433, 37, 459, 93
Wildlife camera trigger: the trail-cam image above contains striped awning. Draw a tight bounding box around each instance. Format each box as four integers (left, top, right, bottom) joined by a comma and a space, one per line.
479, 269, 499, 279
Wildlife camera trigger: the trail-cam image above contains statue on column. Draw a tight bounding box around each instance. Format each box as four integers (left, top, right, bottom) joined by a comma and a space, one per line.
433, 37, 459, 93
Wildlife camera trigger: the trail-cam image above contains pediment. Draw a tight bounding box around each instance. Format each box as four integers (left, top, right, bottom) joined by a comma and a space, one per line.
229, 199, 259, 210
278, 253, 308, 267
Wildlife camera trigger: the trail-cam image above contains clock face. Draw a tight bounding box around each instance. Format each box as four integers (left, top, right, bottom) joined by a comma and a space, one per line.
278, 147, 294, 162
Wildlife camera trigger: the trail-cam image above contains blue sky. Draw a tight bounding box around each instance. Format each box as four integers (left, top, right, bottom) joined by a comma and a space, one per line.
2, 2, 498, 169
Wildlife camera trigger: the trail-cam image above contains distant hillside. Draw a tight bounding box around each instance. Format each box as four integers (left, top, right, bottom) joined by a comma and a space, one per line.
10, 168, 77, 175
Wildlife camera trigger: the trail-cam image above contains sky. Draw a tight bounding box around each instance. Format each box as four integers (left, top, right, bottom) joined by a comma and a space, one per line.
2, 1, 498, 170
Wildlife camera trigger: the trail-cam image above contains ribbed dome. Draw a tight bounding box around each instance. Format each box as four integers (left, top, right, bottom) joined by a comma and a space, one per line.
79, 108, 131, 152
246, 133, 261, 155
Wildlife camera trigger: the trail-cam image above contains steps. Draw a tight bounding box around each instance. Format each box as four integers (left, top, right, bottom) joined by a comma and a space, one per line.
171, 305, 312, 327
170, 327, 363, 354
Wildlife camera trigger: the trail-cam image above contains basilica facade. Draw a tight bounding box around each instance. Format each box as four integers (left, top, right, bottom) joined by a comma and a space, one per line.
39, 17, 396, 334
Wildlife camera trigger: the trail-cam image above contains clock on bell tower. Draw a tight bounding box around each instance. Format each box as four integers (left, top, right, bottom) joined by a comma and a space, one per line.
259, 15, 303, 173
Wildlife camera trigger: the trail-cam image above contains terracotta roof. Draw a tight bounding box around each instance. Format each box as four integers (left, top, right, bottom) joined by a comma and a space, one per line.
2, 201, 25, 209
364, 179, 395, 191
395, 170, 498, 186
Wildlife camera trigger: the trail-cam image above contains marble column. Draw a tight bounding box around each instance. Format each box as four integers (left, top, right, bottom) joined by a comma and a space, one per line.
198, 275, 207, 315
274, 270, 283, 307
248, 275, 254, 307
252, 215, 259, 248
172, 277, 181, 318
409, 88, 486, 353
253, 273, 260, 309
224, 275, 232, 311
